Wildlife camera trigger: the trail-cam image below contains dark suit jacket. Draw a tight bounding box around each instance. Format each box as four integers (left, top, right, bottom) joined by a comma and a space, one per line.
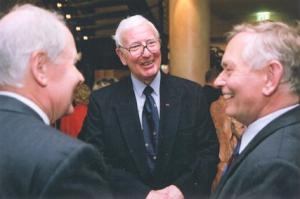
0, 95, 112, 199
79, 73, 219, 199
211, 105, 300, 199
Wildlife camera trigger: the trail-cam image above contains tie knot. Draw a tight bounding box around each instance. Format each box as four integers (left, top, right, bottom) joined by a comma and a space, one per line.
143, 86, 153, 96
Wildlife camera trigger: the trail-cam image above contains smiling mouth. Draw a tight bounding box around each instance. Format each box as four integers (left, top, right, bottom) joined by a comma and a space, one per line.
141, 60, 154, 67
223, 93, 234, 100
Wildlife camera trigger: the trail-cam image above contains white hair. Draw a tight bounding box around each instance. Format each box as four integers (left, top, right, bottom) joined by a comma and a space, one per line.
228, 21, 300, 95
112, 15, 160, 47
0, 4, 68, 87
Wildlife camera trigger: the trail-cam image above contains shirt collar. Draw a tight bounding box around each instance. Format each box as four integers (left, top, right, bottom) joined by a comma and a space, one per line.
131, 71, 161, 97
0, 91, 50, 125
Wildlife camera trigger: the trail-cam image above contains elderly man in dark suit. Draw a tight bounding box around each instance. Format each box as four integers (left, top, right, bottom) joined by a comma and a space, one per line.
79, 15, 219, 199
211, 21, 300, 199
0, 4, 112, 199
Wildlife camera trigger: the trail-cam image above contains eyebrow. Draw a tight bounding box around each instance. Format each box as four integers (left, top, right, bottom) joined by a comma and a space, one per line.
222, 59, 236, 69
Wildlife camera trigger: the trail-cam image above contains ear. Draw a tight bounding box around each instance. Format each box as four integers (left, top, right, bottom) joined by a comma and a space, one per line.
29, 51, 49, 87
262, 60, 284, 96
115, 48, 128, 66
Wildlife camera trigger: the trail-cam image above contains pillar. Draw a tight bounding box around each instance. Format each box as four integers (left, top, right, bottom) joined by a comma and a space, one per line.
169, 0, 210, 85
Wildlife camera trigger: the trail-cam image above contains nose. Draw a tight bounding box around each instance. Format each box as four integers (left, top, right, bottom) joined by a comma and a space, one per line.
214, 72, 225, 88
141, 44, 152, 57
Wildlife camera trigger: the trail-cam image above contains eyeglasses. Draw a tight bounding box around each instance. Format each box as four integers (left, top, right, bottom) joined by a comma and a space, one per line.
119, 39, 160, 58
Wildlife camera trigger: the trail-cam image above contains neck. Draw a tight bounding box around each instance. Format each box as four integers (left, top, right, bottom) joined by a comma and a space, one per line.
249, 93, 299, 126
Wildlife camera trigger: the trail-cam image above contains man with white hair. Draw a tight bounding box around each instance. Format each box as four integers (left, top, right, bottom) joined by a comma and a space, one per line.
0, 4, 112, 199
211, 21, 300, 199
80, 15, 219, 199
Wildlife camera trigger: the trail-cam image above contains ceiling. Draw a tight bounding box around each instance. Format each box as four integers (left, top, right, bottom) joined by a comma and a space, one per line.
211, 0, 299, 38
1, 0, 294, 40
0, 0, 168, 75
212, 0, 299, 20
0, 0, 299, 85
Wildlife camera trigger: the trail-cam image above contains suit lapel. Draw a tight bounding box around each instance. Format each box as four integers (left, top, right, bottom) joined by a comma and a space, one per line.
114, 77, 151, 177
214, 106, 300, 197
153, 73, 182, 175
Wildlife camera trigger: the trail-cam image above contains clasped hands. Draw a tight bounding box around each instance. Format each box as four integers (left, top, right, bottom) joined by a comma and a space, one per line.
146, 185, 184, 199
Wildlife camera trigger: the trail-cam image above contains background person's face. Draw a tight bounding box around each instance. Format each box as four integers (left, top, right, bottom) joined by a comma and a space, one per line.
117, 23, 161, 84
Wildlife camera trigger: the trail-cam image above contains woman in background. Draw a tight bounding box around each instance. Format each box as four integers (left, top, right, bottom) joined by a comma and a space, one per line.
60, 83, 91, 137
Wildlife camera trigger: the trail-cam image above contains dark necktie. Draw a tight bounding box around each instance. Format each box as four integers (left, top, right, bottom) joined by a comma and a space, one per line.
142, 86, 159, 170
223, 138, 241, 176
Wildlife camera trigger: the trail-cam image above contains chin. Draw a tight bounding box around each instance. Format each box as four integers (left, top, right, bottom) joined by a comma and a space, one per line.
225, 108, 235, 118
65, 105, 74, 115
146, 68, 159, 77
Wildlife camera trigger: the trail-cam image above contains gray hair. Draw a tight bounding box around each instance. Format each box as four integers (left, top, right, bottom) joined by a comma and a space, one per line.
112, 15, 160, 47
227, 21, 300, 96
0, 4, 68, 87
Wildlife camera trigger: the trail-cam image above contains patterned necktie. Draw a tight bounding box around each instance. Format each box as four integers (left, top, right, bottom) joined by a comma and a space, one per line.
142, 86, 159, 170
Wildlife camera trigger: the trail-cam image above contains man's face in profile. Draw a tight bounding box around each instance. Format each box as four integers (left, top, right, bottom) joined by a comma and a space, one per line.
46, 31, 84, 121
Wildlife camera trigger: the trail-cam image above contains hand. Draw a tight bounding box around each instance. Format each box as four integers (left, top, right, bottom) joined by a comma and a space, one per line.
146, 190, 168, 199
156, 185, 184, 199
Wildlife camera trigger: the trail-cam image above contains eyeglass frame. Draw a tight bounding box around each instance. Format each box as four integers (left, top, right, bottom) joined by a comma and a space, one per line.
118, 39, 161, 57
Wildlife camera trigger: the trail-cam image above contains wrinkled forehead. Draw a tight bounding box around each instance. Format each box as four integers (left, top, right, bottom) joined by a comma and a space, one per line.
226, 32, 253, 52
222, 33, 254, 62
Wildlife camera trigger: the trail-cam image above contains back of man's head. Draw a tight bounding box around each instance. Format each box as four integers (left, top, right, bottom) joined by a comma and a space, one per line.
0, 4, 67, 87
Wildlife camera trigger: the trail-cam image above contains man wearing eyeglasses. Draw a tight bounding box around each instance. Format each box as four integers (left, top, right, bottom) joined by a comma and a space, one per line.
79, 15, 219, 199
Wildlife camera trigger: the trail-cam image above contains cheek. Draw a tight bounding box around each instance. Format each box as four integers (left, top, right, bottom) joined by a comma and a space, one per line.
120, 54, 129, 65
126, 57, 139, 68
155, 52, 161, 61
60, 86, 75, 113
228, 75, 252, 91
232, 88, 259, 117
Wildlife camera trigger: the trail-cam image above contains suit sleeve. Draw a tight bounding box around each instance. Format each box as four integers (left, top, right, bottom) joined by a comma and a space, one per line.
39, 143, 113, 199
79, 93, 151, 198
173, 86, 219, 198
